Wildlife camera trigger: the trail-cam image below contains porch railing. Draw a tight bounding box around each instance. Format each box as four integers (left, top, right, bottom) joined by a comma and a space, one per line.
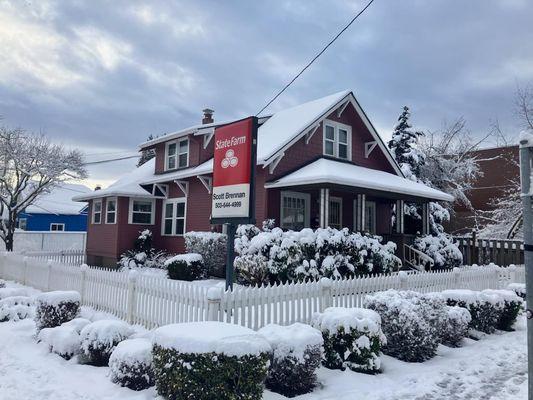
403, 244, 435, 272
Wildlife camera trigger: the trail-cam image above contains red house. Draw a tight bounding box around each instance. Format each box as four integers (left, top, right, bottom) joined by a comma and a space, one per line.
74, 91, 452, 266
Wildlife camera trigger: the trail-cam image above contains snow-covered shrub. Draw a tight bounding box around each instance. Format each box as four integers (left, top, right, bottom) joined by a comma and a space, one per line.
414, 234, 463, 269
482, 289, 523, 331
61, 317, 91, 333
109, 338, 154, 391
0, 279, 5, 288
364, 290, 445, 362
35, 291, 80, 331
184, 231, 227, 278
0, 296, 34, 322
234, 227, 401, 285
165, 253, 206, 281
119, 229, 168, 270
258, 323, 323, 397
0, 287, 26, 299
38, 325, 81, 359
508, 283, 526, 300
80, 320, 132, 366
311, 307, 386, 373
152, 322, 271, 400
441, 306, 471, 347
442, 290, 504, 334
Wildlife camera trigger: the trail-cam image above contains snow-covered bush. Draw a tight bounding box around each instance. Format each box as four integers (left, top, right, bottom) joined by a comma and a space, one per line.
482, 289, 523, 331
442, 290, 504, 334
119, 229, 168, 270
38, 325, 81, 360
152, 322, 271, 400
165, 253, 207, 281
80, 320, 132, 366
311, 307, 386, 373
0, 279, 5, 288
109, 338, 154, 391
441, 306, 471, 347
364, 290, 446, 362
61, 317, 91, 333
0, 296, 34, 322
0, 287, 26, 299
35, 291, 80, 331
258, 323, 323, 397
414, 234, 463, 269
508, 283, 526, 300
235, 227, 401, 285
184, 231, 227, 278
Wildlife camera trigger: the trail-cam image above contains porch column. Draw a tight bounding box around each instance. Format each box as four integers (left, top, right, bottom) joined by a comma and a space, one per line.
355, 194, 366, 231
395, 200, 405, 234
422, 203, 430, 235
319, 188, 330, 228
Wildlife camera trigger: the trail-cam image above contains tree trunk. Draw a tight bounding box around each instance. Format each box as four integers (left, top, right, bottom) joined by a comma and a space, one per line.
4, 230, 14, 252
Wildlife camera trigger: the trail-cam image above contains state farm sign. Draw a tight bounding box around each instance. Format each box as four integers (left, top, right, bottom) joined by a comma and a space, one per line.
211, 117, 257, 222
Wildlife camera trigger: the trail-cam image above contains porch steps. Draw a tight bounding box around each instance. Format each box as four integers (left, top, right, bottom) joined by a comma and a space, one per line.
403, 244, 435, 272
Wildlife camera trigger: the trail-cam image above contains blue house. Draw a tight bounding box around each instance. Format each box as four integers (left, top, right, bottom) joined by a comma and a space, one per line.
17, 183, 92, 232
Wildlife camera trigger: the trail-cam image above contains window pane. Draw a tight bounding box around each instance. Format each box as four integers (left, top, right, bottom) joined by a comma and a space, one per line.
107, 200, 116, 212
175, 219, 184, 235
167, 156, 176, 170
338, 129, 348, 143
325, 141, 334, 156
325, 125, 335, 140
178, 153, 188, 168
164, 219, 173, 235
106, 212, 115, 224
176, 202, 185, 217
165, 203, 173, 218
94, 213, 101, 224
94, 202, 101, 212
179, 140, 188, 153
338, 144, 348, 159
133, 201, 152, 213
168, 143, 177, 155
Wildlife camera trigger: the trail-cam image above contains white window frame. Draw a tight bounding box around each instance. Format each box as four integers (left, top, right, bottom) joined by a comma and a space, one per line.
323, 120, 352, 161
18, 218, 27, 230
105, 197, 117, 224
364, 201, 377, 234
280, 191, 310, 230
128, 198, 155, 225
50, 223, 65, 232
92, 199, 102, 224
165, 138, 189, 171
328, 196, 343, 229
161, 198, 187, 236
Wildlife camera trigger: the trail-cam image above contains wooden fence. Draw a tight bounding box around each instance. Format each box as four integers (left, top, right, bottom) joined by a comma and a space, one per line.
454, 235, 524, 267
0, 252, 525, 331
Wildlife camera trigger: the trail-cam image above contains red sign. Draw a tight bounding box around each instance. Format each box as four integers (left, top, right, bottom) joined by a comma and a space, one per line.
211, 117, 257, 221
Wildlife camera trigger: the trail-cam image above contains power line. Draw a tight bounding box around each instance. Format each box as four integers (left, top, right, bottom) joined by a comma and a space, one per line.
255, 0, 376, 116
83, 154, 140, 166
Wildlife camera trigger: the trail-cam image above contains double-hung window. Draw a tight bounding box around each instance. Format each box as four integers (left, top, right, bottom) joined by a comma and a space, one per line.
50, 223, 65, 231
364, 201, 377, 234
105, 198, 117, 224
92, 200, 102, 224
18, 218, 27, 230
162, 199, 186, 236
328, 197, 343, 229
129, 198, 154, 224
165, 139, 189, 170
280, 191, 310, 230
323, 121, 351, 160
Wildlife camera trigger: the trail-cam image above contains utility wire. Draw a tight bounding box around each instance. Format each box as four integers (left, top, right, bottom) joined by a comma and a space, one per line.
255, 0, 376, 116
83, 154, 140, 165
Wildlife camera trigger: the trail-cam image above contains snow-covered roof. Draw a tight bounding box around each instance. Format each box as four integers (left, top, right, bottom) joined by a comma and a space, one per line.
141, 159, 213, 185
265, 158, 454, 202
73, 159, 157, 201
25, 183, 92, 215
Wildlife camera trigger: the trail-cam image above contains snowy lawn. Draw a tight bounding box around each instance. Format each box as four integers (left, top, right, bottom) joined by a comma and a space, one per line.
0, 280, 527, 400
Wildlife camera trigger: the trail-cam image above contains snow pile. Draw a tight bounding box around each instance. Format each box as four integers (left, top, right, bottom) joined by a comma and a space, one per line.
35, 290, 80, 331
414, 234, 463, 269
61, 317, 91, 333
441, 306, 472, 347
109, 338, 154, 391
80, 320, 132, 366
508, 283, 526, 299
0, 296, 34, 322
36, 291, 81, 307
0, 279, 5, 288
164, 253, 203, 266
364, 290, 446, 362
312, 307, 386, 373
184, 231, 227, 278
38, 325, 81, 359
165, 253, 207, 281
0, 287, 27, 300
235, 226, 401, 285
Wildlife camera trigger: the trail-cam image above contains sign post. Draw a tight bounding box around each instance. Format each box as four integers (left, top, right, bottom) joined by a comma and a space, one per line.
519, 136, 533, 400
210, 117, 258, 290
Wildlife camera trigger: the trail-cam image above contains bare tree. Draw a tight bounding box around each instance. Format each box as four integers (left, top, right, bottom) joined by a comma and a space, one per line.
0, 127, 87, 251
516, 84, 533, 131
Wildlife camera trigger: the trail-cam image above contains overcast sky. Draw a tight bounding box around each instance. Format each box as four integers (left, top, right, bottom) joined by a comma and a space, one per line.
0, 0, 532, 188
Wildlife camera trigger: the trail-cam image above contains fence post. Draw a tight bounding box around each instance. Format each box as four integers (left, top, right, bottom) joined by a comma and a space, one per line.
489, 263, 500, 289
398, 271, 408, 290
126, 270, 138, 324
22, 256, 28, 285
207, 287, 223, 321
80, 263, 88, 303
46, 259, 53, 291
320, 277, 332, 311
508, 264, 517, 284
0, 252, 6, 279
453, 267, 461, 289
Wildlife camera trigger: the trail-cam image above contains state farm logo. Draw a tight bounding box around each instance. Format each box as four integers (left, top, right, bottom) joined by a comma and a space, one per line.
221, 149, 238, 169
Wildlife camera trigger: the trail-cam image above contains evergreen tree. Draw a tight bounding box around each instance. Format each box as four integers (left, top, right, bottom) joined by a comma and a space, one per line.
137, 134, 156, 167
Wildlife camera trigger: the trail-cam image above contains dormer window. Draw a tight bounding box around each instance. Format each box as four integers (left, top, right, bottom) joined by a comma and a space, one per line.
323, 121, 351, 160
165, 138, 189, 170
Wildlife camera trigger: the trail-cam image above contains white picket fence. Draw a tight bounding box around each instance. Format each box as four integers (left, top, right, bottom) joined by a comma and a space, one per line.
0, 252, 525, 331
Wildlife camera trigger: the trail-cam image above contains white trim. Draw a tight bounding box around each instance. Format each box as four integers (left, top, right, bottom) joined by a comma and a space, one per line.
105, 197, 117, 224
50, 223, 65, 232
128, 198, 155, 225
364, 200, 376, 234
336, 100, 349, 117
161, 198, 187, 236
364, 141, 378, 158
92, 199, 102, 224
329, 196, 342, 229
268, 152, 285, 174
165, 138, 189, 171
197, 175, 212, 193
153, 183, 169, 198
201, 128, 215, 149
174, 180, 189, 197
280, 191, 310, 230
322, 119, 352, 161
305, 123, 320, 144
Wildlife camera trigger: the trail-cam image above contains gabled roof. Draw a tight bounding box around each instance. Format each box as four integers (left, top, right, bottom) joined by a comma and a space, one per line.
25, 183, 92, 214
265, 158, 453, 202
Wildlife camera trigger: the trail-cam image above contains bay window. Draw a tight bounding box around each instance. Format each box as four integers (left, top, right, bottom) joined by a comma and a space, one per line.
323, 121, 351, 160
165, 138, 189, 170
162, 199, 186, 236
280, 191, 310, 230
92, 199, 102, 224
129, 198, 155, 224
